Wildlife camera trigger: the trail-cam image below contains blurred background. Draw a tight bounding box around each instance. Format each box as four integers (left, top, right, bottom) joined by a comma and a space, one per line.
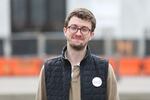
0, 0, 150, 100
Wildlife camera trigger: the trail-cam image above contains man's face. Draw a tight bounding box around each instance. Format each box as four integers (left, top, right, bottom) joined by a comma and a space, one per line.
64, 16, 94, 50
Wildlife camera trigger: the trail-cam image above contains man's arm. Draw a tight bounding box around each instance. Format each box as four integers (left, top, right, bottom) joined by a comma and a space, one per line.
35, 66, 47, 100
107, 64, 120, 100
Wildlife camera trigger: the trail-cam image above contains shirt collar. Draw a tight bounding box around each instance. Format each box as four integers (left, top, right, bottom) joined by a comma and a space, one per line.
61, 45, 91, 61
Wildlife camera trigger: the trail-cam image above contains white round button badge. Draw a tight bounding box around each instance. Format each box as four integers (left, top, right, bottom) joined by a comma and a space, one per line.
92, 77, 102, 87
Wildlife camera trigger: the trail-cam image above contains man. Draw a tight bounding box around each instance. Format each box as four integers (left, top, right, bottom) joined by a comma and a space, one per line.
36, 8, 119, 100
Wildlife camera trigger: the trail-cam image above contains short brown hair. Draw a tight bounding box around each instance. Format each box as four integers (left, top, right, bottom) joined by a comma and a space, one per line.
64, 8, 96, 32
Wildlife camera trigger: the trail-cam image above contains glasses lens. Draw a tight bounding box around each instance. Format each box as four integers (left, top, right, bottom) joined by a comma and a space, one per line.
69, 26, 77, 33
81, 27, 90, 34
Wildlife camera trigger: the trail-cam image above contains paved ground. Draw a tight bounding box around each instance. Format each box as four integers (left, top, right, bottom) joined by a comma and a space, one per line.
0, 76, 150, 100
0, 77, 38, 95
0, 77, 38, 100
118, 76, 150, 93
118, 76, 150, 100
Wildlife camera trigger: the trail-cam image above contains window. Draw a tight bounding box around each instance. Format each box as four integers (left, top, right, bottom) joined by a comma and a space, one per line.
11, 39, 37, 55
46, 39, 66, 55
89, 40, 105, 55
11, 0, 66, 33
0, 39, 3, 56
112, 40, 138, 56
145, 39, 150, 56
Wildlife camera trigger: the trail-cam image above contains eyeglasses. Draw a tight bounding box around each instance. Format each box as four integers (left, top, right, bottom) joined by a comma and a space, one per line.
67, 25, 91, 35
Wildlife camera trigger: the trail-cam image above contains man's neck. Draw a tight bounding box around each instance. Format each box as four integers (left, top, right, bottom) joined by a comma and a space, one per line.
66, 45, 87, 66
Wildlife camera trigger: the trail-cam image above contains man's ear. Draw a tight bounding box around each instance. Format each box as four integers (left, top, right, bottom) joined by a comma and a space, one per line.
89, 32, 94, 40
63, 27, 67, 36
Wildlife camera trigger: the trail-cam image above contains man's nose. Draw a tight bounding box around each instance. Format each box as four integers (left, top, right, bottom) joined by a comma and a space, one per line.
75, 29, 82, 35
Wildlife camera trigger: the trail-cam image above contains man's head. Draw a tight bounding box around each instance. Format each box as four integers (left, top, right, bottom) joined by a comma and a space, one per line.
64, 8, 96, 32
63, 8, 96, 50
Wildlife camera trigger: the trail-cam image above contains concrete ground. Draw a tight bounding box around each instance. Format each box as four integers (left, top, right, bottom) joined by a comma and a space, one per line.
0, 76, 150, 100
0, 77, 38, 100
118, 76, 150, 100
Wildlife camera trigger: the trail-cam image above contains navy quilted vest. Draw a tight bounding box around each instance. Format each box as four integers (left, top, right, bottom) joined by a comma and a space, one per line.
44, 46, 108, 100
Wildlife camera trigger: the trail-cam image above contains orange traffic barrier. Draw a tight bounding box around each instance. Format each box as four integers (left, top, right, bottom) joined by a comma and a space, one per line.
109, 57, 117, 70
10, 57, 43, 76
118, 57, 142, 76
108, 57, 120, 78
0, 58, 12, 76
142, 57, 150, 75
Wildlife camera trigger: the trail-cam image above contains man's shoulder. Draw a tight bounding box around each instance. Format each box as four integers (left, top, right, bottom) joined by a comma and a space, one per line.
91, 54, 108, 63
44, 55, 63, 66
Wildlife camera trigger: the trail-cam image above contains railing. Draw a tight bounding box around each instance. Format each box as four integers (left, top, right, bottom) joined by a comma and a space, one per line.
109, 57, 150, 77
0, 56, 150, 76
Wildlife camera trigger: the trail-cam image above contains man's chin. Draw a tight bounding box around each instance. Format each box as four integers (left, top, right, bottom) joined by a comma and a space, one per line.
70, 44, 86, 51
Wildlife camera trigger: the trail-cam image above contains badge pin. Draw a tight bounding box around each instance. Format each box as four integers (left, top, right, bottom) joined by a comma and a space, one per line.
92, 77, 102, 87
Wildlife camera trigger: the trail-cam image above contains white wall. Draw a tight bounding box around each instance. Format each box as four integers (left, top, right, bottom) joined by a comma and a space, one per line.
121, 0, 150, 39
67, 0, 121, 39
0, 0, 11, 38
67, 0, 150, 39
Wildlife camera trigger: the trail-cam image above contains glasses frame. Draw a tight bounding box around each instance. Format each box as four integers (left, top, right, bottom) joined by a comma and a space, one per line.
67, 25, 91, 35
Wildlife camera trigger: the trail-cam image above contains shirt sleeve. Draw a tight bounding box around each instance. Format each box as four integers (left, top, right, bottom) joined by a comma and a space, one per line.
107, 64, 120, 100
35, 65, 47, 100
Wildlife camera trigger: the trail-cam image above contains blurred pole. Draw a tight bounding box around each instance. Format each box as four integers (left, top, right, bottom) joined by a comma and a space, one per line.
37, 33, 46, 57
0, 0, 11, 38
105, 35, 112, 56
103, 28, 114, 56
138, 36, 145, 57
0, 0, 11, 57
3, 37, 11, 57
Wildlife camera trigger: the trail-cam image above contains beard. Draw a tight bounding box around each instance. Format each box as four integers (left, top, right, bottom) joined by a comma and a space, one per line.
69, 43, 87, 51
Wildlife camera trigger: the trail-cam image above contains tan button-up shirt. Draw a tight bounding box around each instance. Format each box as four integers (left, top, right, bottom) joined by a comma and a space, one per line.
36, 63, 119, 100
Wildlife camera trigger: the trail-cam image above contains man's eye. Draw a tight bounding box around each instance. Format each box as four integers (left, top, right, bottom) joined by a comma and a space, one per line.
71, 27, 77, 30
82, 28, 88, 32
